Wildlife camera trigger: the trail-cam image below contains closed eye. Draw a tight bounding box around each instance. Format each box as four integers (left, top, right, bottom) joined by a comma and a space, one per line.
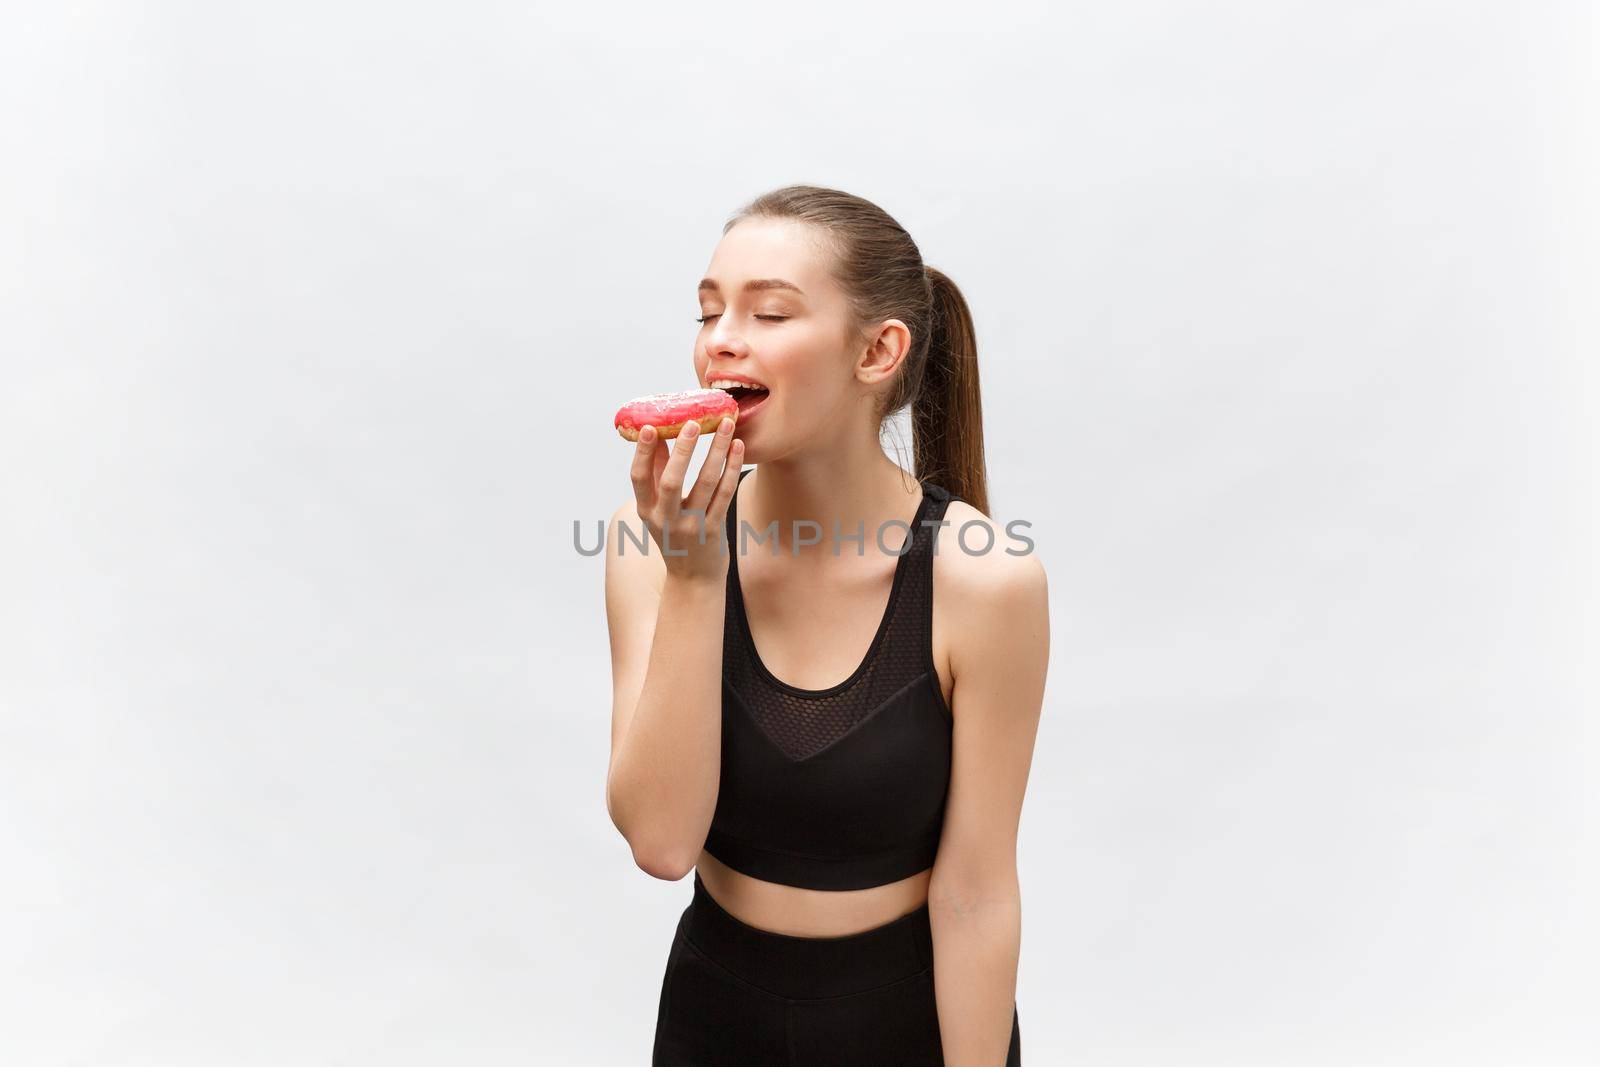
695, 314, 789, 324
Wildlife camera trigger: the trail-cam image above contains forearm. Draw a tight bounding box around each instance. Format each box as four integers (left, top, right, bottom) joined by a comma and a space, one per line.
929, 880, 1021, 1066
607, 573, 725, 875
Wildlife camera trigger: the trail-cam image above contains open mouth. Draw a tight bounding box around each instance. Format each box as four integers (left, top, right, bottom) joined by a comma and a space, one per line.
708, 380, 771, 418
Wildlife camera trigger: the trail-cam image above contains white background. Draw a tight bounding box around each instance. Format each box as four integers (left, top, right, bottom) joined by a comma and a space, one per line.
3, 2, 1594, 1064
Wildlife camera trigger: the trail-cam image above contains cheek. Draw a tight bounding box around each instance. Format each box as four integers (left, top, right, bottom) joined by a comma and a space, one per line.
769, 331, 839, 392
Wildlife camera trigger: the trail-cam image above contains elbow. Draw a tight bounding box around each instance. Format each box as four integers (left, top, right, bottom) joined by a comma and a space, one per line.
928, 872, 1022, 918
606, 775, 700, 880
632, 844, 695, 882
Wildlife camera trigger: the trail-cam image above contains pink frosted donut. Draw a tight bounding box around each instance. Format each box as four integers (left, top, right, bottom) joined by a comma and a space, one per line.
614, 388, 738, 442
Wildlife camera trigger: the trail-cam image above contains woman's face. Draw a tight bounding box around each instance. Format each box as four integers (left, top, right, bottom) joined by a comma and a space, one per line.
694, 218, 870, 460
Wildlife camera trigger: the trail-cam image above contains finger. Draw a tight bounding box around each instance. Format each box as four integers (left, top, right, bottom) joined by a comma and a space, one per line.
657, 420, 702, 523
706, 437, 745, 529
684, 416, 735, 518
651, 430, 668, 491
630, 425, 660, 513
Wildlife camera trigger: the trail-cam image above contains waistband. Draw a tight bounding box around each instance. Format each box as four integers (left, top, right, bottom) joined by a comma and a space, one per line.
683, 870, 935, 1001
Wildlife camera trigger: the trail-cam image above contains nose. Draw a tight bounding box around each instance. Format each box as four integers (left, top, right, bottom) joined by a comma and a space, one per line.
700, 324, 747, 386
703, 315, 753, 358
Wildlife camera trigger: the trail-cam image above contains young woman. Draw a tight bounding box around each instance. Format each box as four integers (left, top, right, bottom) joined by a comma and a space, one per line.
604, 185, 1049, 1066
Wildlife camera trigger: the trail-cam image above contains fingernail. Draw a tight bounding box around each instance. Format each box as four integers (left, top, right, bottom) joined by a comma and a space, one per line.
719, 417, 732, 435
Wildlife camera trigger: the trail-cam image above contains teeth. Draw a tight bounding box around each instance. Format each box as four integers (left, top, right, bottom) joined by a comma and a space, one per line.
709, 379, 768, 392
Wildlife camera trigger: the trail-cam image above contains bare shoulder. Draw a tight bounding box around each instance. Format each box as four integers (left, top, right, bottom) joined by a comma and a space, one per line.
932, 498, 1048, 606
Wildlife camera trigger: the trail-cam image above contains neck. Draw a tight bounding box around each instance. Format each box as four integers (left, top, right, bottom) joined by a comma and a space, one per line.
739, 441, 923, 558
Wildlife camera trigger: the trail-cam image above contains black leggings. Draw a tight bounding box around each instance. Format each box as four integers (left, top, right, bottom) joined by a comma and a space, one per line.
653, 871, 1021, 1065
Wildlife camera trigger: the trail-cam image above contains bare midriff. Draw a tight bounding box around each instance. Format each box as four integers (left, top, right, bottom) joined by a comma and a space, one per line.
693, 852, 935, 938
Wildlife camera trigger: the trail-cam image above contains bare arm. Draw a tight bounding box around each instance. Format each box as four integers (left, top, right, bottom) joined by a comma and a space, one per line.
927, 507, 1049, 1065
603, 418, 744, 879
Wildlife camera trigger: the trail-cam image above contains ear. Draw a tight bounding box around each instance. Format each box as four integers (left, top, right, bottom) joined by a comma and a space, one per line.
855, 319, 912, 387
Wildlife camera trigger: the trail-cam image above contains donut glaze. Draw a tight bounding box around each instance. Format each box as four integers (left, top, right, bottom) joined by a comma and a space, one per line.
615, 388, 738, 441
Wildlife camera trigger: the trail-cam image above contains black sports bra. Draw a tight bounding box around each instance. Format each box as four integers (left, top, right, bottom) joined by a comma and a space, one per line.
701, 467, 958, 891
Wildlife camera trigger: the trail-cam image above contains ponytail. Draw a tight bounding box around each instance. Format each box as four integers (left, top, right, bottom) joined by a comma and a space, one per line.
912, 266, 988, 515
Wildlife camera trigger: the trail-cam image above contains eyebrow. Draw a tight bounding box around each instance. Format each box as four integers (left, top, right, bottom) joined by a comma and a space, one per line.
698, 278, 805, 296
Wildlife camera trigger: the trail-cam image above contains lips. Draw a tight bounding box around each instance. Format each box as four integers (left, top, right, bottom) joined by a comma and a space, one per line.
731, 388, 768, 419
705, 377, 770, 422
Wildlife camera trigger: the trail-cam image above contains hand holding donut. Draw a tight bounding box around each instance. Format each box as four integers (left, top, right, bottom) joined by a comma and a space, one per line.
624, 390, 744, 585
